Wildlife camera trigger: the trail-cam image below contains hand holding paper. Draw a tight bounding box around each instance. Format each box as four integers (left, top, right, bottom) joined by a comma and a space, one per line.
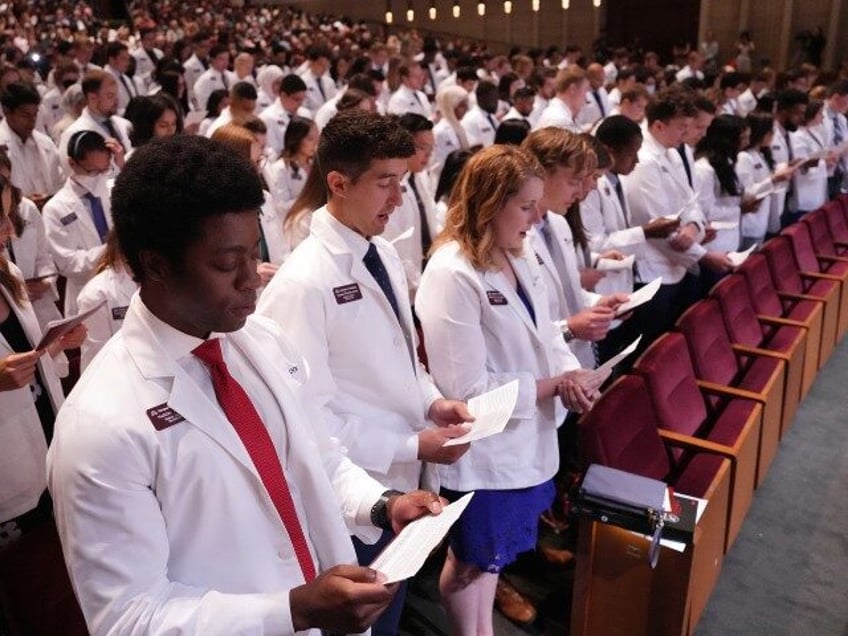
442, 380, 519, 446
35, 300, 106, 352
615, 277, 662, 317
370, 493, 474, 583
727, 243, 757, 267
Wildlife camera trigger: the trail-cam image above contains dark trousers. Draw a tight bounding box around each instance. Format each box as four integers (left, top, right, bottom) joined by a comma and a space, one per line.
630, 273, 700, 356
352, 530, 408, 636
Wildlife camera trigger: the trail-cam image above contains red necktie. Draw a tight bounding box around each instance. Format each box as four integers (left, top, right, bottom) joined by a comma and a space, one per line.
192, 338, 317, 582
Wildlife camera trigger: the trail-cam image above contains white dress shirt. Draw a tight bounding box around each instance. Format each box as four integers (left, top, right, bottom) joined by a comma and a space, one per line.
387, 84, 433, 119
460, 105, 498, 148
0, 118, 65, 197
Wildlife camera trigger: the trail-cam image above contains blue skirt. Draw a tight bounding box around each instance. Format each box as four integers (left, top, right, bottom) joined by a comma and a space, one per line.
441, 479, 555, 573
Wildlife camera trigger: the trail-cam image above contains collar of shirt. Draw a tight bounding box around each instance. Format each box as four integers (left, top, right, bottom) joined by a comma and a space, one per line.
135, 293, 208, 364
320, 206, 372, 259
0, 118, 33, 147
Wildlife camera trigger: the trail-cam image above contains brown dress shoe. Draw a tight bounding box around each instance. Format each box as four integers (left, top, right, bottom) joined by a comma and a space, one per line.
494, 577, 537, 625
539, 543, 575, 566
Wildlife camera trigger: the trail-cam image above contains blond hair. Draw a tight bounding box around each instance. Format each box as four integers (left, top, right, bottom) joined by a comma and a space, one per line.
521, 127, 597, 176
434, 145, 545, 271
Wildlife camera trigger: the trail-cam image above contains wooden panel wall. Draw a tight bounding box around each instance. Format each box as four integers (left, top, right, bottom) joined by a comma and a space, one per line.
288, 0, 848, 70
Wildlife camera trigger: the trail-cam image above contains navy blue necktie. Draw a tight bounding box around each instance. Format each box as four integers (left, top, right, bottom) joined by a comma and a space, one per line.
363, 242, 401, 323
677, 144, 693, 188
84, 192, 109, 243
102, 117, 125, 152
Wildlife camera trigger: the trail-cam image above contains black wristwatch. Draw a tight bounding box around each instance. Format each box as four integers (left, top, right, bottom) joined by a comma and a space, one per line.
370, 489, 404, 531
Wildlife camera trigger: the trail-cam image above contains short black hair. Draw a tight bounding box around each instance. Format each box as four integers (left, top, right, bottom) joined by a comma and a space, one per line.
827, 80, 848, 98
317, 110, 414, 183
209, 44, 229, 59
494, 119, 531, 146
595, 115, 643, 151
776, 88, 809, 112
0, 81, 40, 110
397, 112, 434, 134
112, 135, 264, 282
230, 81, 258, 101
67, 130, 108, 161
307, 45, 332, 61
105, 41, 128, 61
693, 95, 717, 115
646, 89, 696, 124
280, 73, 307, 95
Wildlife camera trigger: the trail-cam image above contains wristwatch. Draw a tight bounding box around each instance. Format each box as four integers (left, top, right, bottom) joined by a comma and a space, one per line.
561, 322, 576, 343
370, 489, 404, 531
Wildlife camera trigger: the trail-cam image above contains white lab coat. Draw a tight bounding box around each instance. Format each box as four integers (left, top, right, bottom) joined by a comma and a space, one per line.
460, 105, 498, 148
7, 197, 62, 330
264, 158, 308, 219
0, 119, 66, 198
530, 214, 599, 370
735, 149, 774, 242
299, 69, 337, 114
257, 207, 443, 495
0, 264, 64, 522
42, 177, 111, 316
791, 127, 828, 212
257, 190, 288, 266
769, 122, 793, 231
259, 100, 313, 161
383, 172, 440, 298
623, 130, 707, 284
75, 265, 138, 371
58, 107, 134, 176
387, 85, 432, 119
415, 241, 579, 491
47, 294, 387, 635
192, 68, 238, 122
535, 97, 581, 133
429, 118, 464, 189
581, 173, 646, 256
694, 158, 742, 253
576, 87, 611, 129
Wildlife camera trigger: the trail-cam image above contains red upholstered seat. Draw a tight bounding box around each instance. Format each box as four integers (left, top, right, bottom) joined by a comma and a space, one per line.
632, 332, 761, 550
676, 299, 784, 484
804, 209, 848, 258
823, 199, 848, 246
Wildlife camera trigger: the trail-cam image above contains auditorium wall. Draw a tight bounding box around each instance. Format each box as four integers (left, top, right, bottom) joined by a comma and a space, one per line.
285, 0, 848, 71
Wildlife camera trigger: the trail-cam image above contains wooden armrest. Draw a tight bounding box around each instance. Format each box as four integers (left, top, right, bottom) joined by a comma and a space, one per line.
658, 429, 737, 458
731, 343, 790, 363
800, 271, 841, 283
696, 379, 765, 403
832, 238, 848, 248
757, 314, 807, 329
777, 290, 825, 303
816, 252, 848, 264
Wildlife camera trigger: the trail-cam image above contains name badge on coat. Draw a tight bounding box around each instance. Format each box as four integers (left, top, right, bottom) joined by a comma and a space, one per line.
60, 212, 78, 226
333, 283, 363, 304
111, 306, 129, 320
486, 290, 508, 305
147, 403, 186, 430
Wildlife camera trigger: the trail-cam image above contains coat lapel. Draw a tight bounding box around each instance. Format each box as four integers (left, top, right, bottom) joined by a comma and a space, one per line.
482, 262, 542, 344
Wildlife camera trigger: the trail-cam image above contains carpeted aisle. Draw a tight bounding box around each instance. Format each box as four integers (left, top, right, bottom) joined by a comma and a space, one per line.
696, 338, 848, 636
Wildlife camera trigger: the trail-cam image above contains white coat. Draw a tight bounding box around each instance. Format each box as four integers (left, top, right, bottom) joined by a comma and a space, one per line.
535, 97, 581, 133
581, 173, 646, 256
192, 68, 237, 119
415, 241, 579, 491
299, 69, 337, 114
75, 265, 138, 371
460, 105, 498, 148
0, 264, 64, 522
387, 85, 432, 119
58, 107, 134, 176
42, 177, 111, 316
264, 158, 308, 220
791, 127, 828, 212
769, 122, 793, 231
7, 197, 62, 331
382, 172, 440, 299
0, 119, 66, 197
259, 100, 313, 160
735, 149, 774, 241
576, 87, 611, 129
182, 54, 207, 110
694, 158, 742, 253
622, 129, 707, 284
256, 207, 443, 495
47, 293, 387, 635
428, 118, 465, 189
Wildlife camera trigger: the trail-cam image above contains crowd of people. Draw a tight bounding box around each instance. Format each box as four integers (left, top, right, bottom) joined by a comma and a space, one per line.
2, 1, 848, 634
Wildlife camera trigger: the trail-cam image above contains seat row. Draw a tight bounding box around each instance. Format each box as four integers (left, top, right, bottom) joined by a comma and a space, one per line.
570, 195, 848, 636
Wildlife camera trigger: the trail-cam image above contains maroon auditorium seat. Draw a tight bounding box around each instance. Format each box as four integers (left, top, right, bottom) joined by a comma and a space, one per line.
710, 273, 804, 431
573, 374, 731, 636
676, 299, 784, 485
781, 222, 848, 339
632, 332, 761, 551
804, 208, 848, 258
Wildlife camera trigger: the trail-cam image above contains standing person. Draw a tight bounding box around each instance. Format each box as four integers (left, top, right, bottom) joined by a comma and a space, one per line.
1, 171, 84, 547
0, 81, 66, 205
257, 111, 473, 635
44, 131, 121, 316
460, 81, 500, 149
264, 116, 318, 221
75, 231, 137, 371
126, 94, 182, 150
47, 133, 447, 635
59, 70, 134, 175
772, 89, 809, 228
260, 73, 311, 160
623, 89, 731, 347
103, 42, 141, 116
191, 45, 236, 119
416, 145, 604, 635
536, 66, 588, 133
299, 46, 337, 114
387, 60, 432, 119
822, 80, 848, 199
430, 85, 469, 187
790, 101, 830, 217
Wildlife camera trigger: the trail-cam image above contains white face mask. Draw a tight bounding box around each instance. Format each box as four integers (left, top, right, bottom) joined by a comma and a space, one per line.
72, 173, 105, 194
646, 84, 656, 96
